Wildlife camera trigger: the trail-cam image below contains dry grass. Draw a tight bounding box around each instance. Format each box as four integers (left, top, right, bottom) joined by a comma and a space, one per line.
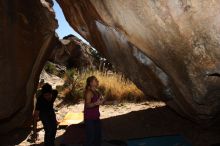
94, 71, 144, 102
57, 70, 145, 102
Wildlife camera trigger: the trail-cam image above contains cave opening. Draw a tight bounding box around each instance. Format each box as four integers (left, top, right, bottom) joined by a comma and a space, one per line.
28, 1, 180, 145
45, 0, 151, 105
38, 0, 166, 120
27, 1, 220, 146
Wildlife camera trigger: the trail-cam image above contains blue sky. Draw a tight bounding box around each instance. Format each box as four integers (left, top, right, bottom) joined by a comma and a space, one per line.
53, 0, 89, 44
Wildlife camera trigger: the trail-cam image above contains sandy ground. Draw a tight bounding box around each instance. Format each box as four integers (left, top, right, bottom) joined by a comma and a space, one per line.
19, 101, 165, 146
18, 100, 220, 146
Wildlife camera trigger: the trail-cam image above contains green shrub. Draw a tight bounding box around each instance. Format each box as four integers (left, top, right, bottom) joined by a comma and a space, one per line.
44, 62, 58, 75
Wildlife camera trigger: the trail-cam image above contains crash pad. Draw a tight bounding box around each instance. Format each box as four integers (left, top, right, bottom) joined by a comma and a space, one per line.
59, 112, 84, 126
127, 135, 192, 146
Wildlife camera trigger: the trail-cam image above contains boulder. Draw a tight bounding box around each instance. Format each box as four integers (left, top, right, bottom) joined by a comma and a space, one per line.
49, 35, 94, 71
0, 0, 57, 134
56, 0, 220, 122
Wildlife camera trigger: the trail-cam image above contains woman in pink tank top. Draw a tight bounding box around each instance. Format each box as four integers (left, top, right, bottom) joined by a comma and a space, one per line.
84, 76, 104, 146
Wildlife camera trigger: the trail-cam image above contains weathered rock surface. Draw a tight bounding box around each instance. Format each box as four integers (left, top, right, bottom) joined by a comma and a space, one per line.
57, 0, 220, 122
0, 0, 57, 135
49, 35, 114, 72
49, 35, 94, 70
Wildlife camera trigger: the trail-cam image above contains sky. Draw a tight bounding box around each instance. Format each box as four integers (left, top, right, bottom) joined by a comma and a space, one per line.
52, 0, 89, 44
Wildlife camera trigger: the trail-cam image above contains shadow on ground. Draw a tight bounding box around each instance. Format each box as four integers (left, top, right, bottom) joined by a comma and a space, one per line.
1, 105, 219, 146
33, 106, 220, 146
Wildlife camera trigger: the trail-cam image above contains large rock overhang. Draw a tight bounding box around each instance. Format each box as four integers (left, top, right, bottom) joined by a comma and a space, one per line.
56, 0, 220, 123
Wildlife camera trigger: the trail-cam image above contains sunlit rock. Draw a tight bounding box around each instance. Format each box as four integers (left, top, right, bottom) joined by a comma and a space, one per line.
57, 0, 220, 122
49, 35, 94, 70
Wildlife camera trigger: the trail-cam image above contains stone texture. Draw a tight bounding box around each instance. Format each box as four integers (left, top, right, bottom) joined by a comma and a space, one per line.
49, 35, 94, 71
0, 0, 57, 134
57, 0, 220, 122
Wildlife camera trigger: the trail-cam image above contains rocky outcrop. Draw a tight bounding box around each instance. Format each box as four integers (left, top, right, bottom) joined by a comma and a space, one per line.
49, 35, 94, 71
0, 0, 57, 135
57, 0, 220, 122
50, 35, 114, 72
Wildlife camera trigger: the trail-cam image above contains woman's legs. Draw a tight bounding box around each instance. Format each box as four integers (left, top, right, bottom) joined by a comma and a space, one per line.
85, 120, 95, 146
94, 120, 102, 146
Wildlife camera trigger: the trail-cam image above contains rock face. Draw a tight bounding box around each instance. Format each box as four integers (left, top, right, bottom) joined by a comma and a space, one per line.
49, 35, 114, 72
57, 0, 220, 122
0, 0, 57, 134
49, 35, 94, 71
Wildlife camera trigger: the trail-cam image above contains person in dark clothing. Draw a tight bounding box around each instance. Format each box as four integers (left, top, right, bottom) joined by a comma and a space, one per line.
33, 83, 58, 146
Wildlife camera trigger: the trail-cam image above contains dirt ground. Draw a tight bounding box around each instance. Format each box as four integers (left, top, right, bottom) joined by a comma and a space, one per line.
16, 100, 220, 146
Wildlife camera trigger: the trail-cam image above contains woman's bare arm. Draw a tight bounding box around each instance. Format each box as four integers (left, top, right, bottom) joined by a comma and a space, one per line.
85, 91, 102, 108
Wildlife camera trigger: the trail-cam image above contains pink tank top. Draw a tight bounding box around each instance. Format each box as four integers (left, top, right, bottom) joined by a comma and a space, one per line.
84, 94, 100, 120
